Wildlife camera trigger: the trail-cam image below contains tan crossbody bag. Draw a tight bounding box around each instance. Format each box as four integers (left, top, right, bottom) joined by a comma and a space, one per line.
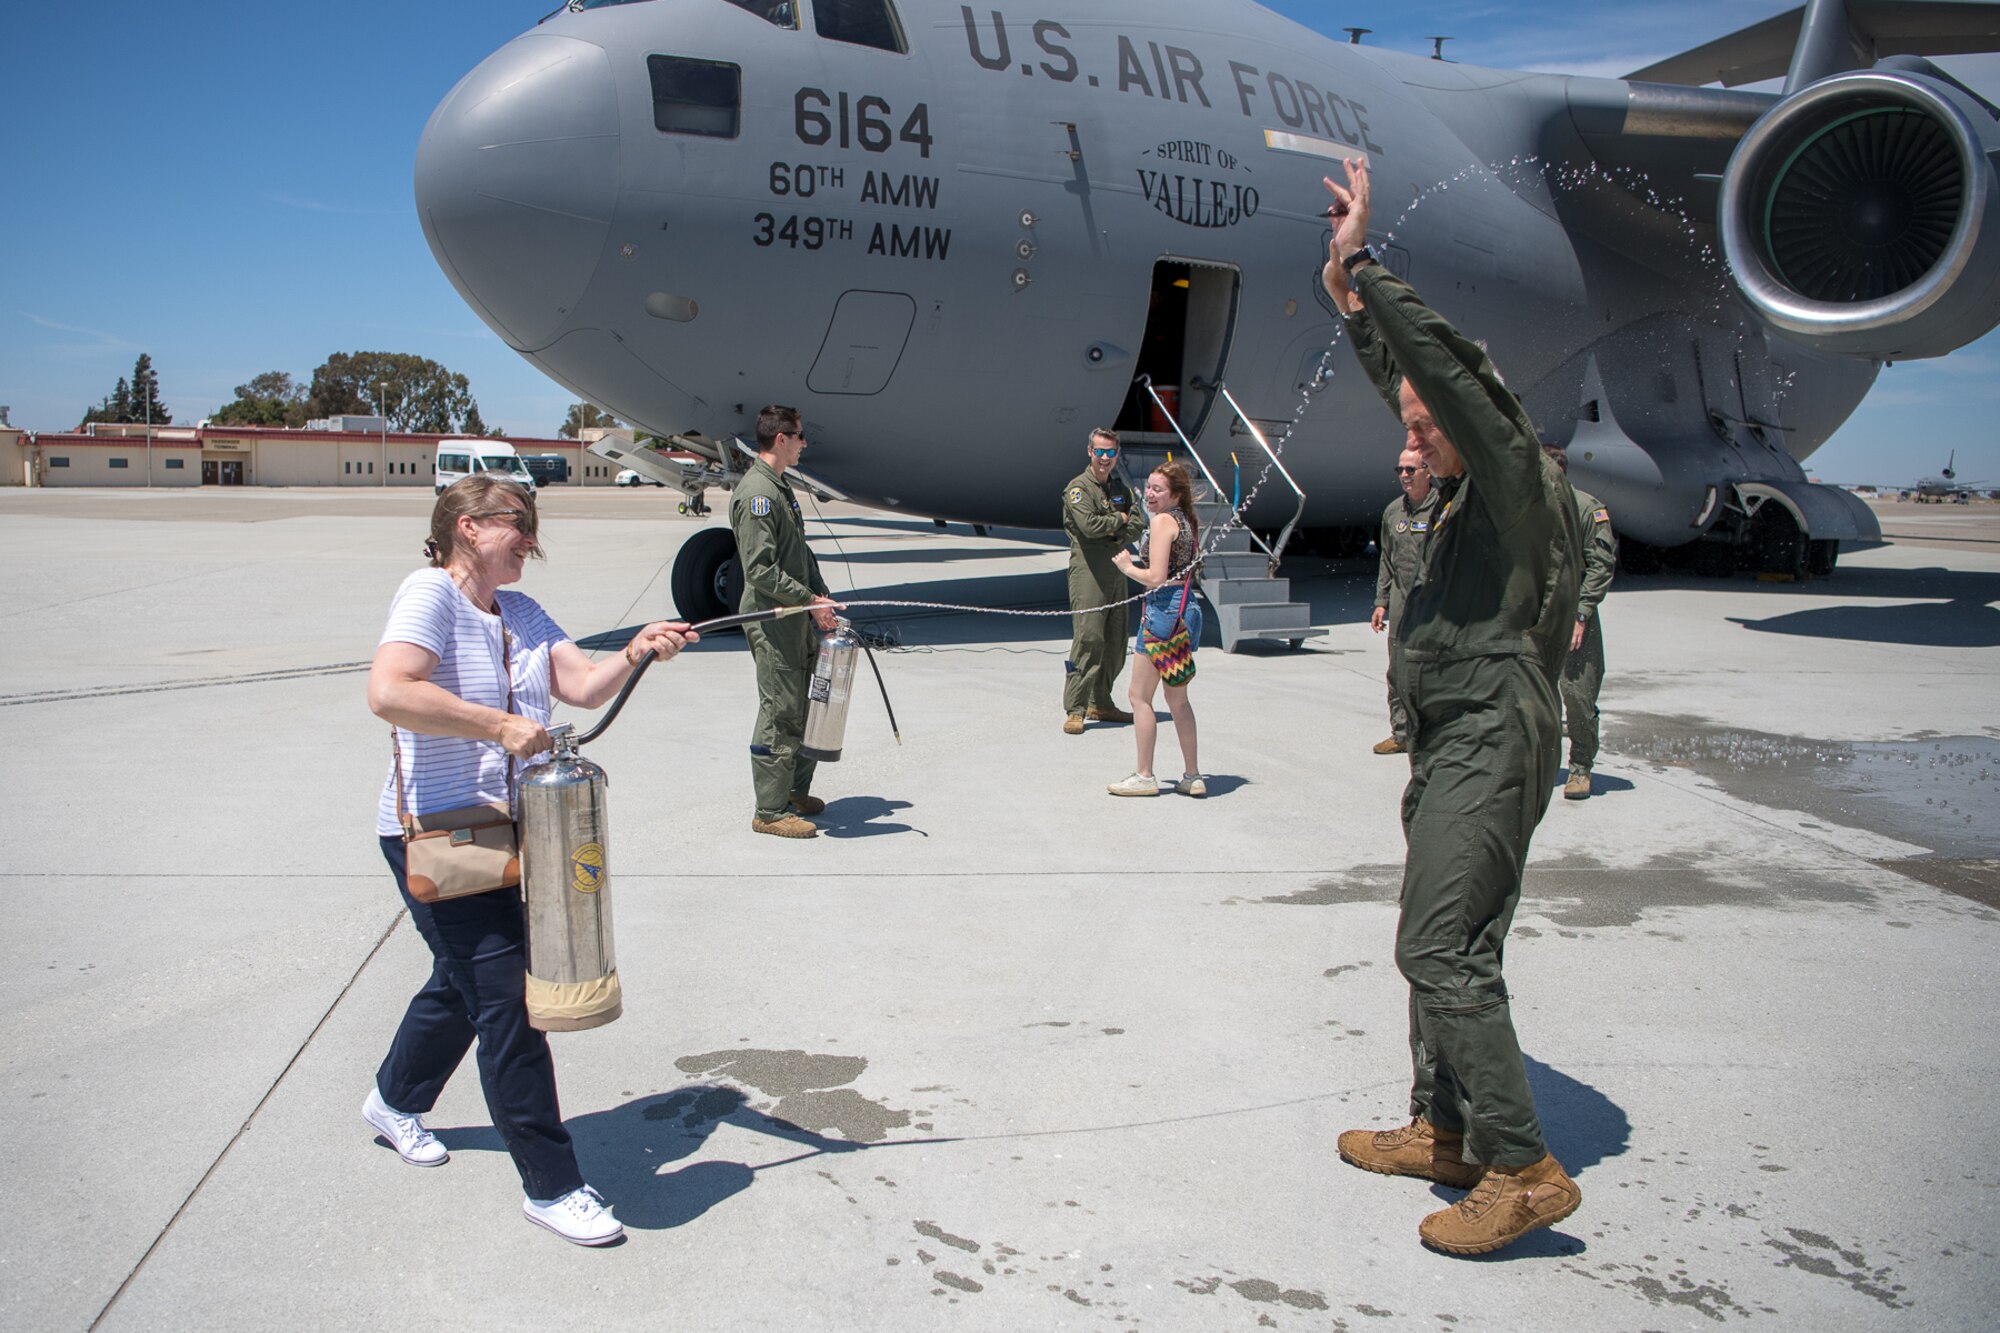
391, 616, 521, 903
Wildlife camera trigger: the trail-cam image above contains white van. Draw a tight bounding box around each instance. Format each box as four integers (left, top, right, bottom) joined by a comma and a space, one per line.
434, 439, 536, 495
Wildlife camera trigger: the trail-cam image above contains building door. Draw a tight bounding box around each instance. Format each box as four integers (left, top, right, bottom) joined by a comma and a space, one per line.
202, 460, 218, 485
220, 460, 245, 485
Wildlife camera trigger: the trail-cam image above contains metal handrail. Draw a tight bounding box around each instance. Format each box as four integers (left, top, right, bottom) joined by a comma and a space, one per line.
1136, 376, 1275, 568
1217, 385, 1307, 575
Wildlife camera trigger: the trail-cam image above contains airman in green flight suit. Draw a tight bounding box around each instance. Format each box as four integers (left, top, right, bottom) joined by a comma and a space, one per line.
731, 404, 839, 839
1372, 446, 1440, 755
1321, 158, 1586, 1257
1061, 428, 1150, 734
1543, 444, 1619, 800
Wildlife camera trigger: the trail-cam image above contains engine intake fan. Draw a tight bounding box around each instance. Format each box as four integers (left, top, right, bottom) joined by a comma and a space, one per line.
1719, 69, 2000, 359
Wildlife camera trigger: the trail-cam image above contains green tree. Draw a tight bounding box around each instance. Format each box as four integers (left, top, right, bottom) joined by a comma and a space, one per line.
212, 371, 309, 427
462, 402, 493, 437
307, 351, 483, 433
78, 356, 168, 426
559, 401, 620, 438
129, 354, 168, 423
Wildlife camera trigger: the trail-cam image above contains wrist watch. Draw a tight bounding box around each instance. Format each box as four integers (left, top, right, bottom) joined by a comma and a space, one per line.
1342, 245, 1379, 273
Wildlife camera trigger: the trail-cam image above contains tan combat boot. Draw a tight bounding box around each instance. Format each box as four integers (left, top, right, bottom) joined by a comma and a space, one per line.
1336, 1118, 1483, 1189
1088, 704, 1134, 724
751, 814, 818, 839
1564, 768, 1592, 800
1417, 1153, 1581, 1255
1373, 737, 1405, 755
788, 793, 826, 816
1063, 713, 1086, 735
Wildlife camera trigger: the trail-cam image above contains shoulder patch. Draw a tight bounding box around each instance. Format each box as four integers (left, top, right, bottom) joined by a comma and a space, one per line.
749, 494, 772, 517
1067, 486, 1084, 506
1592, 507, 1610, 524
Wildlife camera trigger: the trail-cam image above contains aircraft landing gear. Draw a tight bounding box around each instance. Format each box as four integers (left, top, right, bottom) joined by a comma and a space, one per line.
670, 527, 742, 625
1749, 502, 1808, 581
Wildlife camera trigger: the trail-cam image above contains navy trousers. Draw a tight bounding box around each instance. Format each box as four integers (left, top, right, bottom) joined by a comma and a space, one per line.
375, 836, 583, 1201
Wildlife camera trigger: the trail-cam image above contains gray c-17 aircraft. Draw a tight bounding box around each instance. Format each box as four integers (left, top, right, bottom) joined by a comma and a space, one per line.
414, 0, 2000, 622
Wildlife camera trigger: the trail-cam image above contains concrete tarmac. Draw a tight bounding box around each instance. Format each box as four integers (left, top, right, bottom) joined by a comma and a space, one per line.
2, 487, 1995, 1331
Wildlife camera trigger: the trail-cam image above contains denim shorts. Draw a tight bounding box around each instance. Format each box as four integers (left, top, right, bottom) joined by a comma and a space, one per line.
1134, 583, 1202, 656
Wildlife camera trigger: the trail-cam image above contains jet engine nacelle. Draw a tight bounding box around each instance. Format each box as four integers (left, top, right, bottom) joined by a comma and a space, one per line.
1718, 68, 2000, 360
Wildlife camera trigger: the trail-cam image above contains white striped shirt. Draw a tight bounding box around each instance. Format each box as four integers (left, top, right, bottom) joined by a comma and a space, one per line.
374, 568, 568, 836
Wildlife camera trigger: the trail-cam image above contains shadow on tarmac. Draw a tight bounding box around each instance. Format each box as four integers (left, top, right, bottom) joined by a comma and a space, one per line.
1726, 598, 2000, 647
818, 794, 922, 838
1557, 769, 1637, 798
429, 1086, 905, 1231
568, 1087, 904, 1231
1524, 1053, 1630, 1174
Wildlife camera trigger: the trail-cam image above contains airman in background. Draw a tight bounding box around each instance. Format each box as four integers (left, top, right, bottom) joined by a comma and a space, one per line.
731, 404, 839, 838
1371, 447, 1437, 755
1543, 443, 1618, 800
1061, 428, 1149, 734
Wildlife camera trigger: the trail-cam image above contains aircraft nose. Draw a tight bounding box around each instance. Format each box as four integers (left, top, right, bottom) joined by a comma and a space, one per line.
415, 34, 619, 349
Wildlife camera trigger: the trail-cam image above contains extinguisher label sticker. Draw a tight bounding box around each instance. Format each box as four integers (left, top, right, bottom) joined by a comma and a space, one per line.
809, 675, 832, 703
570, 842, 606, 894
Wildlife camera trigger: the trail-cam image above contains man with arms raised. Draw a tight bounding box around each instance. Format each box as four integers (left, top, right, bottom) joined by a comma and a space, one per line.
1320, 157, 1584, 1256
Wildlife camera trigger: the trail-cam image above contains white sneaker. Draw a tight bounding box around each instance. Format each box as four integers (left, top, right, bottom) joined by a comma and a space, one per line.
1173, 773, 1207, 798
362, 1087, 448, 1167
523, 1185, 624, 1246
1107, 772, 1160, 797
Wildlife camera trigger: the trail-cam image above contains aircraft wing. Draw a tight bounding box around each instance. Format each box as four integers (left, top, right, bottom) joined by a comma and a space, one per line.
1629, 1, 2000, 88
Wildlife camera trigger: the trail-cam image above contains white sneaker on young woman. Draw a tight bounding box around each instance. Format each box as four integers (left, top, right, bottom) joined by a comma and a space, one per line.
362, 1087, 448, 1167
1107, 772, 1160, 797
523, 1185, 624, 1246
1173, 773, 1207, 798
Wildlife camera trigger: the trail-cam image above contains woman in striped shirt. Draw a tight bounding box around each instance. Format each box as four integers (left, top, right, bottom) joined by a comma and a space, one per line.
364, 475, 694, 1246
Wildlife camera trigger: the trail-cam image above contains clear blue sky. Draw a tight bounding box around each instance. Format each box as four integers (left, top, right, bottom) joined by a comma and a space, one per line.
7, 1, 1995, 486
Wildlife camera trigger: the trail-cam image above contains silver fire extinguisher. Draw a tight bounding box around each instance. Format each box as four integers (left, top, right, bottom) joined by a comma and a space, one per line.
518, 722, 621, 1032
801, 615, 900, 763
801, 618, 860, 762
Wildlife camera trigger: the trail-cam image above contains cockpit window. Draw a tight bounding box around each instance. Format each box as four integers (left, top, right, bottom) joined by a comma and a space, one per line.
648, 55, 741, 137
723, 0, 798, 28
813, 0, 906, 54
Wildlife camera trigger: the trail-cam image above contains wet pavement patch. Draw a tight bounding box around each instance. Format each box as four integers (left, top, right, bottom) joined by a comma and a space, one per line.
1765, 1228, 1909, 1310
1610, 715, 2000, 861
1872, 857, 2000, 910
673, 1049, 912, 1143
1256, 852, 1884, 928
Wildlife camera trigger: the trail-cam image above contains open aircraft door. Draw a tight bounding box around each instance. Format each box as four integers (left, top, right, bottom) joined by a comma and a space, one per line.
1114, 259, 1242, 446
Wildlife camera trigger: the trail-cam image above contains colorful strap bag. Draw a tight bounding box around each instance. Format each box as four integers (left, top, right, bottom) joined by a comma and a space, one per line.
1141, 578, 1197, 687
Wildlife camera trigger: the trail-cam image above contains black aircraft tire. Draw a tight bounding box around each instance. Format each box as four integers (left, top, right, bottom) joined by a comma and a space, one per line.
671, 527, 742, 625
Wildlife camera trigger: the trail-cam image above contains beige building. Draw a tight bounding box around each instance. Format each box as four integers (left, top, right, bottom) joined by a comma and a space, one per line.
7, 423, 619, 488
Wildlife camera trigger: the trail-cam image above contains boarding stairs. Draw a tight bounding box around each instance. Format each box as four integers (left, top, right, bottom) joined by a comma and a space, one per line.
1125, 380, 1325, 653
